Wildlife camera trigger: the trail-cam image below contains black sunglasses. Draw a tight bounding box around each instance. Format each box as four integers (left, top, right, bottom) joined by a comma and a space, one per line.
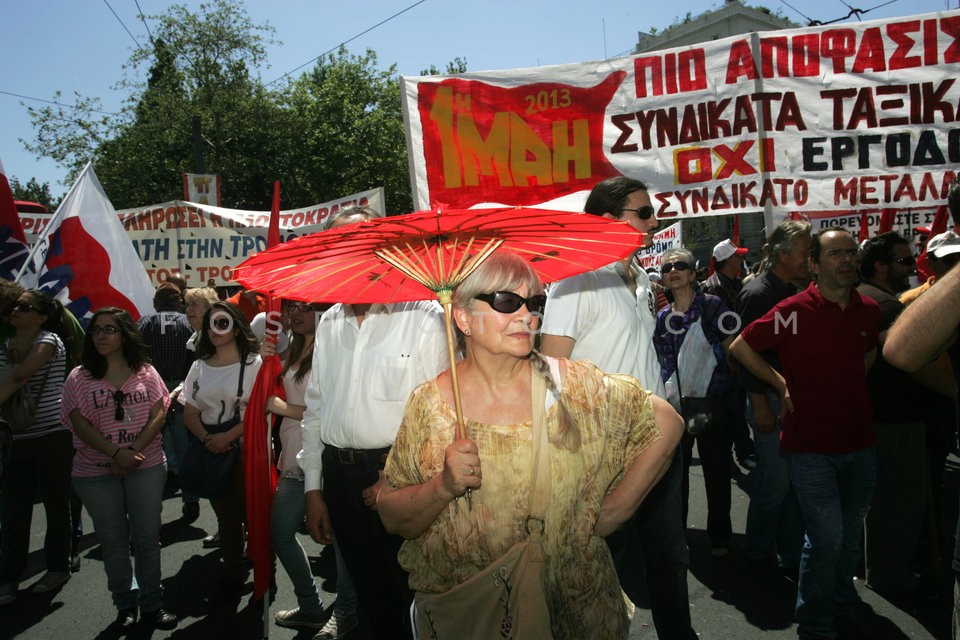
661, 261, 692, 274
113, 390, 125, 422
621, 206, 655, 220
894, 256, 916, 267
89, 325, 120, 336
474, 291, 547, 315
12, 301, 39, 314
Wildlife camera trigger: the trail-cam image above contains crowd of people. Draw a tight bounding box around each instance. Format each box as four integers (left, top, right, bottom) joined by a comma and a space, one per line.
0, 177, 959, 640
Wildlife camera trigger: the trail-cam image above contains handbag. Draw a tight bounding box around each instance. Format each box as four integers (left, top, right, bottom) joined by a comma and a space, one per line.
679, 395, 731, 438
180, 359, 245, 499
0, 345, 53, 434
670, 313, 730, 438
412, 370, 553, 640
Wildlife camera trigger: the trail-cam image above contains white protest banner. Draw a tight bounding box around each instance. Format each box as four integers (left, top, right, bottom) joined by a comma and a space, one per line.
636, 222, 683, 270
797, 205, 941, 237
402, 10, 960, 227
22, 187, 385, 287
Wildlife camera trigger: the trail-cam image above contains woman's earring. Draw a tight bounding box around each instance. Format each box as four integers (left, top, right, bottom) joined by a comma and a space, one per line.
463, 328, 471, 336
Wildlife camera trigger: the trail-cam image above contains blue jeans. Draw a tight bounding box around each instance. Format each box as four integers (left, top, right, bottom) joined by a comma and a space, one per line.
787, 448, 876, 639
73, 463, 167, 612
271, 477, 322, 612
743, 392, 803, 569
163, 404, 197, 504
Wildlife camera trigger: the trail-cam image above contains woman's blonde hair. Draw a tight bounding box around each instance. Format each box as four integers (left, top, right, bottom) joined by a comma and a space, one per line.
184, 287, 219, 308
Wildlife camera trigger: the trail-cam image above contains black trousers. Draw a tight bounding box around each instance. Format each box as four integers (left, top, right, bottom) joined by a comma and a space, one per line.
322, 447, 412, 640
608, 448, 698, 640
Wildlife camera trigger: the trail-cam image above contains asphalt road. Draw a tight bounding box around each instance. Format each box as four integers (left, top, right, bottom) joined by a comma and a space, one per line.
1, 450, 956, 639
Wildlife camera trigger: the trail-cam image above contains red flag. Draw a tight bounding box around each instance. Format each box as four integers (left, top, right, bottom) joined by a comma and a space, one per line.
879, 208, 896, 234
18, 163, 154, 325
858, 210, 870, 243
731, 215, 740, 247
0, 157, 30, 281
930, 204, 950, 237
244, 180, 284, 602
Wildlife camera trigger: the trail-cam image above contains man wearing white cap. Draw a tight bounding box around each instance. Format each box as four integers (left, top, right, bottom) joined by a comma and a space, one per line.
703, 239, 748, 311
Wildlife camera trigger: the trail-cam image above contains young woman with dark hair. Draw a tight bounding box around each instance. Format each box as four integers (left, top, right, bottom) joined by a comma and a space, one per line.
61, 307, 175, 629
181, 302, 262, 602
0, 289, 72, 606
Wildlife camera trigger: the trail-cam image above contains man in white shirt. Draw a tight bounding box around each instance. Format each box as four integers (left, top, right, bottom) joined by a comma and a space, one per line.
540, 177, 697, 640
299, 208, 448, 639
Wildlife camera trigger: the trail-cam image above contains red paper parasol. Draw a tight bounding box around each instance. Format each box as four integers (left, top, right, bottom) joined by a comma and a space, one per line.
233, 205, 643, 443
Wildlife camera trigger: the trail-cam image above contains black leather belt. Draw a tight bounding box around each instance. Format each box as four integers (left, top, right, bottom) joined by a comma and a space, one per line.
328, 446, 391, 467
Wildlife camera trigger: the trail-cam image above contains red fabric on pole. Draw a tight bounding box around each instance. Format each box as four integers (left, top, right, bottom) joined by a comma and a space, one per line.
732, 215, 740, 247
244, 181, 284, 602
858, 210, 870, 243
879, 208, 896, 234
931, 205, 950, 237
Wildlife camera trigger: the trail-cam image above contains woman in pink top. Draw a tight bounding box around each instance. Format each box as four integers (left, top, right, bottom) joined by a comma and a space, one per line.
61, 308, 174, 631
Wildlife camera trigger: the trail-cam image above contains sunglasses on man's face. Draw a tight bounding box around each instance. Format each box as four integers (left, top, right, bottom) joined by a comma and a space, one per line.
113, 390, 125, 422
894, 256, 916, 267
621, 206, 655, 220
661, 261, 692, 274
474, 291, 547, 315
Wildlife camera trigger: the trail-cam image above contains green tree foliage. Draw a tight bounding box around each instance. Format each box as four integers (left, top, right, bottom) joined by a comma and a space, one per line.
23, 0, 464, 213
280, 48, 411, 213
9, 177, 59, 212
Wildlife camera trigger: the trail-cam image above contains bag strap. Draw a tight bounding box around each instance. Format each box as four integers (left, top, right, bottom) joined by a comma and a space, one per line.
233, 358, 246, 420
525, 367, 550, 555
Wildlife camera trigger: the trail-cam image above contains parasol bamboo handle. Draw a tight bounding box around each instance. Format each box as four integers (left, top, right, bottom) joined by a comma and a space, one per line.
439, 296, 466, 440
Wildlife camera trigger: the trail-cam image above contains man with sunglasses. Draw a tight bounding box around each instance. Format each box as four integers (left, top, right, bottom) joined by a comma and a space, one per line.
541, 177, 697, 640
857, 231, 945, 600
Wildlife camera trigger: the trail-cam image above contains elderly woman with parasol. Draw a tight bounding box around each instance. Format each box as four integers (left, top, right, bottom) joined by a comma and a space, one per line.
232, 204, 684, 637
376, 252, 683, 639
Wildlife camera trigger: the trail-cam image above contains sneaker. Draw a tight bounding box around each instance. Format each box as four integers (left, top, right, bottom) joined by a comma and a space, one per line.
314, 610, 359, 640
202, 532, 221, 548
0, 583, 17, 606
275, 607, 328, 629
30, 571, 70, 594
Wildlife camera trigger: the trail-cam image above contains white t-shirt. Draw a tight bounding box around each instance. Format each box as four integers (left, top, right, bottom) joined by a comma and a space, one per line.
542, 263, 665, 397
181, 355, 263, 425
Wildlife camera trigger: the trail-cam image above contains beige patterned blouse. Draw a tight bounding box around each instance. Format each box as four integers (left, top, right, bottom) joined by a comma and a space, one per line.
383, 358, 661, 639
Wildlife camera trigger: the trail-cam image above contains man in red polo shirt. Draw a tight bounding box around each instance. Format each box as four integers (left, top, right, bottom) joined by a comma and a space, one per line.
730, 227, 882, 640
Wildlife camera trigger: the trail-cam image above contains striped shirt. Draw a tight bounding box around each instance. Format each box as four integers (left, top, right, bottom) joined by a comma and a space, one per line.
61, 364, 170, 477
0, 331, 67, 440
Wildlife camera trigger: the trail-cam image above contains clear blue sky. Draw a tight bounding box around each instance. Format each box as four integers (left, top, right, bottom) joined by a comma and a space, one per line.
1, 0, 952, 199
